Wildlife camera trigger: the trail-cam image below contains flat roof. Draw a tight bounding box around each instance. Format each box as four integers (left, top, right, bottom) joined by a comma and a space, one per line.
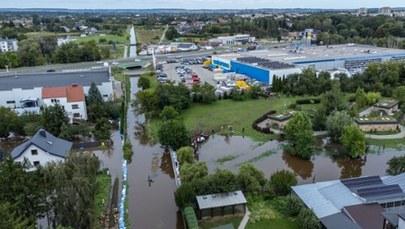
268, 110, 295, 121
355, 116, 399, 124
196, 190, 247, 210
0, 68, 110, 91
344, 204, 385, 229
374, 99, 400, 109
215, 44, 405, 65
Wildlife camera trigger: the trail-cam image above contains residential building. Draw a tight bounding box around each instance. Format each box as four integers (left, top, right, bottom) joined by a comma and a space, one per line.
11, 129, 72, 171
292, 174, 405, 229
358, 8, 368, 16
374, 99, 400, 116
0, 37, 18, 52
170, 42, 199, 52
42, 85, 88, 123
355, 117, 399, 132
0, 68, 114, 115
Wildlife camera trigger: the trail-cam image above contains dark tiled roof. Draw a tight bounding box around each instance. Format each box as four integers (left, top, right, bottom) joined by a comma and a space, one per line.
0, 68, 110, 91
11, 129, 72, 159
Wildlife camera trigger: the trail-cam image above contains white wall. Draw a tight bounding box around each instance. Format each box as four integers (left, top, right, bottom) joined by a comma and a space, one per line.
0, 87, 42, 108
43, 98, 87, 123
83, 82, 114, 101
270, 67, 303, 81
399, 217, 405, 229
14, 145, 65, 171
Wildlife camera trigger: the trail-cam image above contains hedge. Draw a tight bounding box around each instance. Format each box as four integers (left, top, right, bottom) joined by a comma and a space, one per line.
252, 110, 276, 134
296, 98, 321, 104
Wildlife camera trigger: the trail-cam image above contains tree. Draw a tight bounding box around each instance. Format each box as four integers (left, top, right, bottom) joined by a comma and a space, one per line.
297, 208, 321, 229
165, 26, 180, 41
393, 86, 405, 111
0, 203, 32, 229
238, 163, 266, 193
0, 107, 19, 138
284, 112, 315, 159
248, 85, 262, 99
326, 111, 353, 142
321, 81, 346, 115
341, 125, 366, 158
138, 76, 151, 90
355, 88, 368, 109
93, 118, 111, 140
58, 122, 91, 141
17, 38, 45, 66
174, 182, 196, 209
180, 162, 208, 183
41, 104, 69, 136
0, 51, 19, 69
134, 90, 158, 115
282, 195, 304, 217
266, 170, 297, 196
87, 82, 104, 105
386, 155, 405, 175
158, 119, 190, 150
160, 106, 180, 121
52, 153, 100, 228
177, 146, 194, 165
208, 169, 240, 193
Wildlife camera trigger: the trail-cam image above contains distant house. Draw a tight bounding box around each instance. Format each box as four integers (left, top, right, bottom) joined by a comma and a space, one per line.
292, 174, 405, 229
42, 85, 88, 123
0, 37, 18, 52
267, 110, 296, 129
171, 42, 199, 52
11, 129, 73, 171
355, 116, 399, 132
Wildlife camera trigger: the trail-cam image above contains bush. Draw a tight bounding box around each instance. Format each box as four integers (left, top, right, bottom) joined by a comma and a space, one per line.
266, 170, 297, 196
274, 195, 304, 217
123, 141, 133, 161
177, 146, 194, 165
138, 76, 151, 89
296, 98, 321, 104
297, 208, 321, 229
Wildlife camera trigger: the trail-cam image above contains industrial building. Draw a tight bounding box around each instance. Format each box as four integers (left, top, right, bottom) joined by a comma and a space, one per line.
292, 174, 405, 229
212, 44, 405, 85
209, 34, 255, 45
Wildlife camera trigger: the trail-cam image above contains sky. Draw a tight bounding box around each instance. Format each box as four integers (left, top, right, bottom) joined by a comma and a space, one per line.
1, 0, 404, 10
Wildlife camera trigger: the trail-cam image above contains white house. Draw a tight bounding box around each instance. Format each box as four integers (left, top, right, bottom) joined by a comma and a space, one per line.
11, 129, 73, 171
42, 85, 88, 123
0, 68, 114, 115
209, 34, 255, 45
0, 37, 18, 52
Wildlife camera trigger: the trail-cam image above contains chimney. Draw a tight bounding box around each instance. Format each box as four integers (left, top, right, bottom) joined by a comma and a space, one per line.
39, 129, 46, 138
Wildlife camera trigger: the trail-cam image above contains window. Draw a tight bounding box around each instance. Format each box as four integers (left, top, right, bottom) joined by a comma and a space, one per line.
387, 202, 394, 208
33, 161, 40, 167
51, 99, 59, 103
6, 100, 15, 104
103, 94, 108, 98
72, 104, 79, 109
73, 113, 81, 118
395, 201, 401, 207
31, 149, 38, 155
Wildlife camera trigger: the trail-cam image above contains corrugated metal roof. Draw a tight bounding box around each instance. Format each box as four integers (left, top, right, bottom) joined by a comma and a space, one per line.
196, 190, 246, 210
383, 173, 405, 190
320, 182, 363, 211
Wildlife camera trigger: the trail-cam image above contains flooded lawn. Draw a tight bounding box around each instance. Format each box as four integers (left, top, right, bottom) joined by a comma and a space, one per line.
197, 135, 405, 184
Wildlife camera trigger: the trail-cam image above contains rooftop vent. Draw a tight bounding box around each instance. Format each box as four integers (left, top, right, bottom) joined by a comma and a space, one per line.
46, 140, 53, 145
234, 192, 238, 195
203, 196, 207, 199
72, 83, 78, 87
39, 129, 46, 138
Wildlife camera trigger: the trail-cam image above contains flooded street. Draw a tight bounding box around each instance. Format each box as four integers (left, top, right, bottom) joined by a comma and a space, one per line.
198, 135, 405, 184
127, 77, 182, 229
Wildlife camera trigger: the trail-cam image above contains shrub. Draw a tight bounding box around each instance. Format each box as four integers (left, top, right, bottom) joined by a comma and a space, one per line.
266, 170, 297, 196
296, 98, 321, 104
297, 208, 321, 229
123, 141, 133, 161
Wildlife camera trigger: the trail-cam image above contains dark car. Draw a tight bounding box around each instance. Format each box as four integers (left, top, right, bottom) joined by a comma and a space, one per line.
47, 69, 56, 72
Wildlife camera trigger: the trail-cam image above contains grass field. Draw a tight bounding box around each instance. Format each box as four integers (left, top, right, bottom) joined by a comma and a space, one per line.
148, 96, 321, 142
135, 26, 164, 44
25, 31, 81, 38
74, 34, 129, 45
200, 216, 243, 229
246, 218, 299, 229
94, 172, 111, 224
367, 138, 405, 150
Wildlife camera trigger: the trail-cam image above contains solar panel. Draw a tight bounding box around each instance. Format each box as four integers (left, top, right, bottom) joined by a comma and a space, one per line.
341, 176, 382, 188
357, 184, 403, 198
236, 57, 295, 69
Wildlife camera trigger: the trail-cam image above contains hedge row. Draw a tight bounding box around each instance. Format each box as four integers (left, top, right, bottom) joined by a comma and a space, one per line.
252, 110, 276, 134
296, 98, 321, 104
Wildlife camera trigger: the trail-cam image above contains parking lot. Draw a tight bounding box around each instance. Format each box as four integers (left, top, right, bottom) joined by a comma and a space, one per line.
162, 62, 217, 86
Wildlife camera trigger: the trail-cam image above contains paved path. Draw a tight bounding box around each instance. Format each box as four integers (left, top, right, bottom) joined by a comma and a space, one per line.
365, 125, 405, 139
159, 24, 169, 44
123, 46, 128, 59
238, 207, 250, 229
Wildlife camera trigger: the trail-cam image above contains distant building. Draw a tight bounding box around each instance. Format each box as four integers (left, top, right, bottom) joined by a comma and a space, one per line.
170, 42, 199, 52
358, 7, 368, 16
374, 99, 400, 116
11, 129, 72, 171
267, 111, 296, 129
355, 116, 399, 132
209, 34, 255, 45
0, 37, 18, 52
379, 7, 393, 16
42, 85, 88, 123
57, 36, 77, 46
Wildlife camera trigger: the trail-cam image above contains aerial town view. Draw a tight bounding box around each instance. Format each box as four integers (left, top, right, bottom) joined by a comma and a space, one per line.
2, 0, 405, 229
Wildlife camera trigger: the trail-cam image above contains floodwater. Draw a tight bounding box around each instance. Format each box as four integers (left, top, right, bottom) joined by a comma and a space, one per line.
198, 135, 405, 184
127, 77, 182, 229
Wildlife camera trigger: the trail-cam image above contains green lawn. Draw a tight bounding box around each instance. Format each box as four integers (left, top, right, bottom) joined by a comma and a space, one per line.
200, 216, 243, 229
147, 96, 321, 142
246, 218, 299, 229
135, 26, 164, 44
94, 172, 111, 224
367, 138, 405, 150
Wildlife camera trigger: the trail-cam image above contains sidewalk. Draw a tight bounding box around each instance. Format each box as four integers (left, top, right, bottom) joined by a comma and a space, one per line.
238, 207, 250, 229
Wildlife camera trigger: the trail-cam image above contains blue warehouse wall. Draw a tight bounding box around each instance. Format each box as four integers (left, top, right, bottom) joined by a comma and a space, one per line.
213, 59, 231, 70
230, 61, 270, 84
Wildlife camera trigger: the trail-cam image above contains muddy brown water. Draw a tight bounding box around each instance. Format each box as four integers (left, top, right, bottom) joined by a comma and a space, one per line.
127, 77, 183, 229
198, 135, 405, 184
